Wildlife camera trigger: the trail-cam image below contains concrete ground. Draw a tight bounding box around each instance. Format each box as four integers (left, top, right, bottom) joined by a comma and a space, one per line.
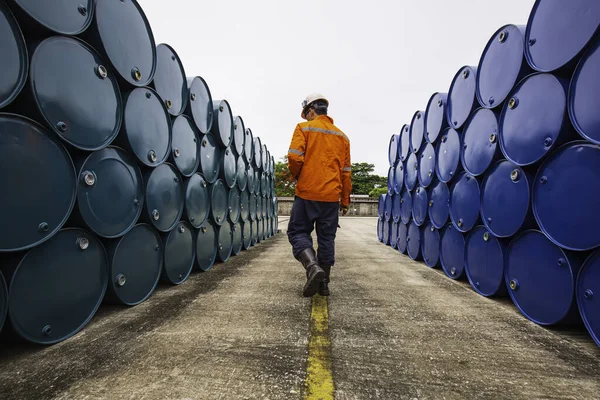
0, 217, 598, 399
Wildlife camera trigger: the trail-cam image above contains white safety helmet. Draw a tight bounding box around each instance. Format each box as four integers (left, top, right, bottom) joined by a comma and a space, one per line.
301, 93, 329, 119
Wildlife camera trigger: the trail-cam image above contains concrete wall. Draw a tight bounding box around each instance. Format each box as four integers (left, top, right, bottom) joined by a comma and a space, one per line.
277, 196, 379, 217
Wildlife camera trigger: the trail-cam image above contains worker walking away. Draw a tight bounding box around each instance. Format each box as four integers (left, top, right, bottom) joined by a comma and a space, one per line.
287, 93, 352, 297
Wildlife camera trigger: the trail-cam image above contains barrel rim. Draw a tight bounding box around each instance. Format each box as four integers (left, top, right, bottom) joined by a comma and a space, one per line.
162, 220, 195, 285
411, 185, 429, 227
409, 110, 425, 154
464, 225, 506, 297
449, 171, 481, 233
171, 114, 200, 177
12, 0, 95, 35
0, 271, 7, 334
421, 222, 440, 268
184, 172, 209, 229
0, 2, 28, 109
417, 142, 436, 188
404, 152, 418, 191
439, 223, 465, 280
388, 133, 399, 166
186, 75, 214, 134
424, 92, 447, 144
427, 179, 450, 230
196, 220, 218, 271
446, 65, 477, 130
145, 162, 185, 233
399, 124, 411, 161
156, 43, 188, 116
435, 127, 461, 184
576, 249, 600, 347
460, 107, 499, 177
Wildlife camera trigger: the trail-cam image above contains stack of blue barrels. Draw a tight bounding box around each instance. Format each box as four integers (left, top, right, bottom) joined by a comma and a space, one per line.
378, 0, 600, 348
0, 0, 278, 345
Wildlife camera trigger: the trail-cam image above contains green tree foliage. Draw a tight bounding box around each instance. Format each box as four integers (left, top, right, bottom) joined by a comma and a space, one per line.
351, 163, 387, 196
369, 187, 388, 198
275, 156, 296, 197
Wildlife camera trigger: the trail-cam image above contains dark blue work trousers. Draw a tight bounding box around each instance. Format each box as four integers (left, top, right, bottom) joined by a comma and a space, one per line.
287, 196, 339, 266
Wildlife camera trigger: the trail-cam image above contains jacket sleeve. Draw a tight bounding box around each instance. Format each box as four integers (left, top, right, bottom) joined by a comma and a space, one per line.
341, 139, 352, 208
287, 125, 306, 179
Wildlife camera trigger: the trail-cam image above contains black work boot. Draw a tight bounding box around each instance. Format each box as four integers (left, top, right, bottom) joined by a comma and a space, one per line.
296, 248, 325, 297
318, 265, 331, 296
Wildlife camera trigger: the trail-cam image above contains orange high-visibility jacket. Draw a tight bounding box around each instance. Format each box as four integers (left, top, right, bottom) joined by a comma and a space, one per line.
287, 115, 352, 207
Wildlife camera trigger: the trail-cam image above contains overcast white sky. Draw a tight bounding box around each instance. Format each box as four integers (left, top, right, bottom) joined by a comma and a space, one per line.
142, 0, 536, 177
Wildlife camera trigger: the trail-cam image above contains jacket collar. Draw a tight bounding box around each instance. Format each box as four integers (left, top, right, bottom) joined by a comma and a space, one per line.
314, 115, 334, 124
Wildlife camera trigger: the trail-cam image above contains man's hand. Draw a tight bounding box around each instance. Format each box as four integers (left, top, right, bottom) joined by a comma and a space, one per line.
340, 205, 348, 216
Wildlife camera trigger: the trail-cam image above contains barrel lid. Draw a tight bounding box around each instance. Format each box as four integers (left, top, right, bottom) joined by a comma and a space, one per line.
390, 221, 399, 250
228, 187, 241, 224
388, 134, 399, 166
0, 113, 76, 252
199, 133, 221, 184
186, 76, 213, 134
500, 73, 568, 166
481, 160, 530, 238
247, 164, 255, 194
524, 0, 600, 73
418, 143, 436, 188
196, 219, 217, 271
249, 194, 257, 221
232, 222, 243, 256
0, 3, 27, 109
210, 179, 228, 226
533, 141, 600, 251
0, 271, 6, 333
384, 192, 393, 222
397, 223, 408, 254
449, 172, 480, 233
405, 152, 418, 191
78, 146, 144, 238
412, 186, 428, 227
436, 128, 462, 183
7, 228, 108, 344
387, 167, 394, 195
410, 111, 425, 154
219, 147, 237, 188
427, 180, 450, 229
270, 155, 275, 176
233, 116, 246, 156
393, 161, 404, 194
377, 219, 383, 242
217, 222, 233, 263
378, 194, 386, 219
12, 0, 94, 35
153, 44, 187, 117
461, 108, 500, 176
122, 87, 170, 167
577, 250, 600, 347
184, 173, 209, 229
477, 24, 527, 108
424, 93, 448, 144
422, 222, 440, 268
244, 128, 254, 163
212, 100, 233, 148
569, 39, 600, 145
94, 0, 156, 87
382, 220, 390, 246
261, 172, 268, 196
399, 124, 411, 161
162, 221, 194, 285
109, 223, 162, 306
240, 190, 250, 222
254, 169, 261, 195
446, 66, 478, 130
465, 226, 506, 297
31, 36, 122, 151
506, 230, 579, 325
236, 157, 248, 191
400, 189, 412, 225
262, 144, 268, 171
241, 220, 252, 250
171, 115, 200, 177
257, 195, 264, 220
407, 221, 422, 261
391, 193, 401, 223
253, 137, 263, 169
440, 224, 465, 280
144, 163, 184, 233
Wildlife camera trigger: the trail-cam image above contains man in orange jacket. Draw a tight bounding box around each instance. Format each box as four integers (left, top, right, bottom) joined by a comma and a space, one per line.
287, 93, 352, 297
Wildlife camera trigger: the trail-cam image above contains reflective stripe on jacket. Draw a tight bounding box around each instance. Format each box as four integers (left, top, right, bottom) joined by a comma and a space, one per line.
287, 115, 352, 207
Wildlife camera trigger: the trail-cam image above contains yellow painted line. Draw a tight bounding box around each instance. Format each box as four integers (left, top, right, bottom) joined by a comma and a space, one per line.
304, 295, 334, 400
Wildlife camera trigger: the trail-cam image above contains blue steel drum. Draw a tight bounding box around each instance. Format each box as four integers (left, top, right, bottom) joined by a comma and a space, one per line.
481, 161, 532, 238
388, 133, 400, 166
85, 0, 156, 87
500, 73, 574, 166
0, 271, 6, 333
524, 0, 600, 73
569, 39, 600, 145
199, 133, 221, 184
382, 220, 390, 246
171, 115, 200, 177
427, 179, 450, 230
412, 186, 428, 227
406, 221, 422, 261
29, 36, 122, 151
185, 76, 213, 134
249, 193, 257, 222
377, 219, 383, 242
261, 172, 268, 196
387, 166, 394, 195
384, 193, 393, 222
143, 163, 184, 233
577, 250, 600, 347
476, 24, 531, 109
251, 220, 259, 246
397, 223, 408, 254
440, 224, 466, 280
209, 179, 228, 226
105, 223, 162, 306
400, 124, 411, 161
400, 189, 413, 225
233, 116, 246, 157
410, 111, 425, 154
75, 146, 144, 239
436, 128, 462, 183
461, 108, 501, 176
0, 3, 27, 109
241, 220, 252, 250
212, 100, 233, 149
254, 169, 261, 195
422, 223, 440, 268
449, 172, 480, 233
161, 221, 194, 285
391, 193, 401, 223
196, 220, 218, 271
465, 226, 507, 297
2, 228, 107, 344
240, 190, 250, 222
236, 157, 247, 191
219, 147, 237, 188
261, 144, 269, 172
153, 44, 187, 117
9, 0, 93, 36
232, 222, 243, 256
404, 152, 418, 191
394, 161, 404, 194
119, 87, 170, 167
184, 173, 209, 229
228, 187, 241, 224
391, 221, 399, 250
244, 128, 254, 163
217, 222, 233, 262
378, 194, 386, 219
417, 143, 436, 188
424, 93, 448, 144
253, 137, 263, 171
533, 141, 600, 251
505, 230, 582, 325
446, 66, 478, 130
0, 114, 76, 252
247, 164, 255, 194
